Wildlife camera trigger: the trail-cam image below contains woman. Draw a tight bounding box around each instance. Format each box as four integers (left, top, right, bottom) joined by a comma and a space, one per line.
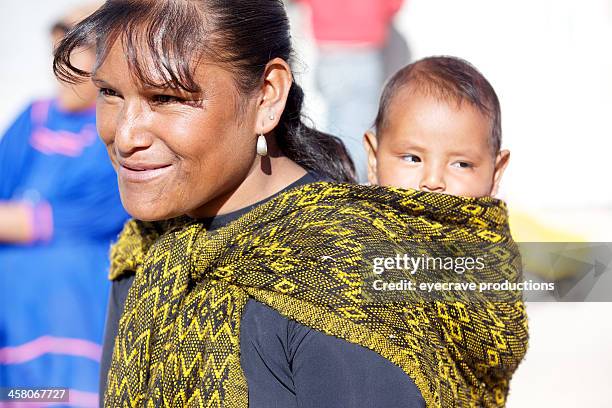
54, 1, 528, 407
0, 3, 127, 401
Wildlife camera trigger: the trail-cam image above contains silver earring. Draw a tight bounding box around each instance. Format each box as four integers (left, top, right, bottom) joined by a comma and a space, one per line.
257, 133, 268, 156
268, 111, 275, 121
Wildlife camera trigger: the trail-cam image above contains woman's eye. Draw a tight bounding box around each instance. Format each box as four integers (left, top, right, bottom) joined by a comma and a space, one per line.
401, 154, 421, 163
452, 161, 473, 169
99, 88, 118, 97
152, 94, 183, 104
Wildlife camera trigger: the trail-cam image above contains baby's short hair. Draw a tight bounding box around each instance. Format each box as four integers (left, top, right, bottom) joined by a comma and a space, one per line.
374, 56, 502, 154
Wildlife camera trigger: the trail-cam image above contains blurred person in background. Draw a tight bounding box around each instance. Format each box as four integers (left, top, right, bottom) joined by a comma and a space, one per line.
294, 0, 405, 182
0, 3, 128, 404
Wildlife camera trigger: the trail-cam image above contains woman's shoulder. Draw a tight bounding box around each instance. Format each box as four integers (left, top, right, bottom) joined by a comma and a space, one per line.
270, 181, 404, 238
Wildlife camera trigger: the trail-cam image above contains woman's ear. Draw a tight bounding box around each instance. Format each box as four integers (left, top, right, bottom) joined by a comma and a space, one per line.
254, 57, 293, 136
490, 149, 510, 197
363, 130, 379, 185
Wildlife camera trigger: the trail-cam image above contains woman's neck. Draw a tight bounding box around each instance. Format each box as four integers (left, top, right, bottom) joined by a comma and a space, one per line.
187, 151, 307, 219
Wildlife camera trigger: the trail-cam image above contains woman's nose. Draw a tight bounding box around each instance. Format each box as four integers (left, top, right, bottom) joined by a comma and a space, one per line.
419, 166, 446, 193
114, 100, 153, 156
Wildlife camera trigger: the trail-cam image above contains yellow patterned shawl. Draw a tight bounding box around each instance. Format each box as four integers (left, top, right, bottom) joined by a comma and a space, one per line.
105, 182, 528, 408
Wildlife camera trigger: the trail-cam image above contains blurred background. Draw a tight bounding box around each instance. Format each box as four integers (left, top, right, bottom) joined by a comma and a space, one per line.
1, 0, 611, 407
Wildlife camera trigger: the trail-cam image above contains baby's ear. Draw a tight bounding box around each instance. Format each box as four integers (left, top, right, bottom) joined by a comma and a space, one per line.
363, 131, 379, 185
491, 149, 510, 197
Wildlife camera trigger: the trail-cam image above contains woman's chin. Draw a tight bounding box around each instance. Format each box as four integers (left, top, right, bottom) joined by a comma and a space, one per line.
120, 194, 178, 222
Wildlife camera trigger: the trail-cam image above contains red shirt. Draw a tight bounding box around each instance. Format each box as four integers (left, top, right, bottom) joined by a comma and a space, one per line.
298, 0, 404, 46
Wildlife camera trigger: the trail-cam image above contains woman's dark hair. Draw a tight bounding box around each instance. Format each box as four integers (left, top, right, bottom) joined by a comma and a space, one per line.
53, 0, 355, 183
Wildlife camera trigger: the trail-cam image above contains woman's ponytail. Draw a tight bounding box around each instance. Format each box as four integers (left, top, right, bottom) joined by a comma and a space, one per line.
277, 82, 356, 183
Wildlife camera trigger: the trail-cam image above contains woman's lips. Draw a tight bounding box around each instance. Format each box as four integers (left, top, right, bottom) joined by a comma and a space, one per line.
118, 162, 172, 183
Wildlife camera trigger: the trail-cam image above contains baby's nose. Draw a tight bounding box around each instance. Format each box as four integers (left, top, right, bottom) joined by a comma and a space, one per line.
419, 171, 445, 192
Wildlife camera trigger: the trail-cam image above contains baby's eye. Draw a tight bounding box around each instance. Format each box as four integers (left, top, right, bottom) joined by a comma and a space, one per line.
451, 161, 473, 169
401, 154, 421, 163
99, 88, 118, 98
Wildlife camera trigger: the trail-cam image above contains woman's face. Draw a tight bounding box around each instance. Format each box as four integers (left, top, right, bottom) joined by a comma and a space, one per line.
92, 40, 260, 221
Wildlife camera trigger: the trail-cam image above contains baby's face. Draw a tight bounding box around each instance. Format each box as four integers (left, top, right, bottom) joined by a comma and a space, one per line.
365, 91, 509, 197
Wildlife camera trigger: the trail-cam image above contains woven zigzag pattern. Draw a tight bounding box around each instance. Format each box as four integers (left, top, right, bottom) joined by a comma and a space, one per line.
105, 182, 529, 407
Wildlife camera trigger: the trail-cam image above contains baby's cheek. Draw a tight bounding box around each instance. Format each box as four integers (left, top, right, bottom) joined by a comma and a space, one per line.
377, 161, 420, 190
446, 172, 494, 198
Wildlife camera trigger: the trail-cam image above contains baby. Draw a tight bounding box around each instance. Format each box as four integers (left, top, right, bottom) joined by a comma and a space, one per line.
363, 56, 509, 197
